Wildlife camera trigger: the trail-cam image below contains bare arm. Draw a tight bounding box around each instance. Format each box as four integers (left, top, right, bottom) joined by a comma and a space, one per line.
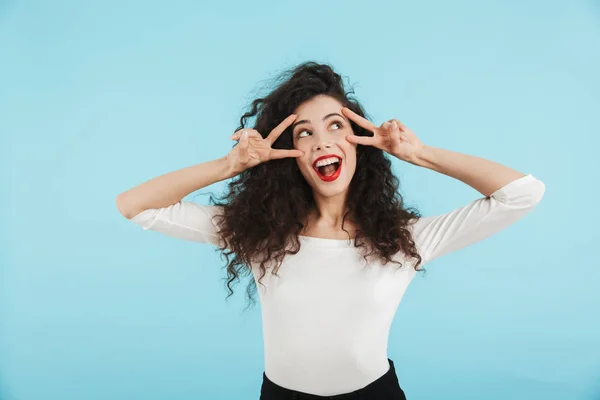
116, 156, 234, 219
340, 108, 527, 197
116, 114, 302, 220
412, 145, 526, 197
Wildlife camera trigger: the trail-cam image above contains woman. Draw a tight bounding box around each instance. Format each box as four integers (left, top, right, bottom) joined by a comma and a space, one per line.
116, 61, 545, 399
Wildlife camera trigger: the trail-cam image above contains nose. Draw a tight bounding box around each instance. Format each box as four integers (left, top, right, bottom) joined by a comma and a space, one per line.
312, 135, 334, 152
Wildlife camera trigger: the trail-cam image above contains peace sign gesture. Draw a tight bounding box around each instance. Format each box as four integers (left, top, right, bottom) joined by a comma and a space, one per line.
227, 114, 304, 175
341, 107, 425, 164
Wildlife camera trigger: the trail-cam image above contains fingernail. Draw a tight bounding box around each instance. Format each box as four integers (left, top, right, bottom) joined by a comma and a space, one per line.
242, 130, 248, 139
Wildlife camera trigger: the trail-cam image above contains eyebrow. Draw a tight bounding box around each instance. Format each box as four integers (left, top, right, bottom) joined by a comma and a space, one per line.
290, 113, 347, 131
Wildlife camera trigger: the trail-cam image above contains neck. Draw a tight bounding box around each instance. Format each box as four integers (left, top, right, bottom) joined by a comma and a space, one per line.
309, 191, 350, 229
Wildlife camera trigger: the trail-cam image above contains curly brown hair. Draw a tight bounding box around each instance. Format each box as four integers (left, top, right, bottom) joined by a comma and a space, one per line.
205, 61, 424, 311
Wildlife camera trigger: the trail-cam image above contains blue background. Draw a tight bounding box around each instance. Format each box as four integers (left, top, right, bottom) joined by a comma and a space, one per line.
1, 0, 598, 399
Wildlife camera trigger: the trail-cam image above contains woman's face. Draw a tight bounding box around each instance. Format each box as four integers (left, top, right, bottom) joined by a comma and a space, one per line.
292, 95, 357, 198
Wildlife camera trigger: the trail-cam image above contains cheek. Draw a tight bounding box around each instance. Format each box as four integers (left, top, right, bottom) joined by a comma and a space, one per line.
294, 142, 312, 164
295, 154, 312, 173
343, 150, 358, 174
339, 140, 357, 160
346, 157, 357, 175
293, 139, 309, 152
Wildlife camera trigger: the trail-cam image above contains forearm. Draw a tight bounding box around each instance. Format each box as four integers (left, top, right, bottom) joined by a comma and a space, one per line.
411, 145, 526, 197
116, 156, 234, 219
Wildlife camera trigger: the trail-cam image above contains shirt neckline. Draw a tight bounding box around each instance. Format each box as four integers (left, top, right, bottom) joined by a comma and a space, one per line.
297, 234, 356, 248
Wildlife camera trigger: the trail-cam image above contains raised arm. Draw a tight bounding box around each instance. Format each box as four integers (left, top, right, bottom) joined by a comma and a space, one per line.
405, 131, 545, 265
408, 139, 545, 264
411, 174, 545, 264
339, 107, 546, 265
116, 115, 303, 245
411, 144, 530, 197
116, 156, 234, 220
115, 114, 302, 219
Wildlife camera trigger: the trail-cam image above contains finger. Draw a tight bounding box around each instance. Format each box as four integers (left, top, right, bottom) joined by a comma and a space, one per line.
389, 121, 401, 140
230, 128, 248, 140
230, 130, 241, 140
230, 129, 249, 140
238, 130, 250, 163
266, 114, 298, 144
381, 121, 392, 132
269, 149, 305, 159
345, 135, 376, 146
392, 119, 407, 133
341, 107, 378, 132
389, 119, 409, 141
231, 130, 261, 140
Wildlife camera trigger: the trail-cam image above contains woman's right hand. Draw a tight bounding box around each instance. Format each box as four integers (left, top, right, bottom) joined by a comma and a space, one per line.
226, 114, 304, 175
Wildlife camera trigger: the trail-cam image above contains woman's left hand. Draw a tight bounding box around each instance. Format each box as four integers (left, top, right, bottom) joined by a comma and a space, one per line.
341, 107, 425, 164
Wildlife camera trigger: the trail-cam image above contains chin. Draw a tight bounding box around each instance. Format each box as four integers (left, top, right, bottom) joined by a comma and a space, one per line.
312, 184, 348, 198
308, 173, 354, 198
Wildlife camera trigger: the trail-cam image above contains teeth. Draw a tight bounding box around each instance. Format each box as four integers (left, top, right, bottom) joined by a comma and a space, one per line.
314, 157, 340, 168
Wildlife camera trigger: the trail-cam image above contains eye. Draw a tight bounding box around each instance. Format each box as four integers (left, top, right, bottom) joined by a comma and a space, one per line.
331, 121, 343, 130
296, 120, 344, 139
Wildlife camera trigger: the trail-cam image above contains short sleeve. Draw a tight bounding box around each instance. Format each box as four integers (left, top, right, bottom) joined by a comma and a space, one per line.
410, 174, 546, 265
128, 201, 225, 247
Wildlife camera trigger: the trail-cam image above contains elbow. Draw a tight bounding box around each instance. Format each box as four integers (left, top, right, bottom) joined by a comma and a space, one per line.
493, 176, 546, 210
530, 179, 546, 206
517, 179, 546, 212
116, 193, 139, 220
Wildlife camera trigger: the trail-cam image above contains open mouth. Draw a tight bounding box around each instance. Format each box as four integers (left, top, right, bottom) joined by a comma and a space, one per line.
312, 155, 342, 182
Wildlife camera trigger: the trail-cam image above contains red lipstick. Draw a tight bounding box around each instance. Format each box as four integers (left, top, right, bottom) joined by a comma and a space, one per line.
312, 154, 342, 182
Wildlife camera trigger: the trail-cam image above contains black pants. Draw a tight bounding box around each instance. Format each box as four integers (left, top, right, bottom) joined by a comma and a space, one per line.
260, 358, 407, 400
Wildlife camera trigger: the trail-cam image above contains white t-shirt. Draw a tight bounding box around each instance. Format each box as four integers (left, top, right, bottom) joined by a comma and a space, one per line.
128, 173, 545, 396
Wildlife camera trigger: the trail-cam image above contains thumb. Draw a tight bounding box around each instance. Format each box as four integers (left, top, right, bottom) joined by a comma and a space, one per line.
390, 121, 401, 140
